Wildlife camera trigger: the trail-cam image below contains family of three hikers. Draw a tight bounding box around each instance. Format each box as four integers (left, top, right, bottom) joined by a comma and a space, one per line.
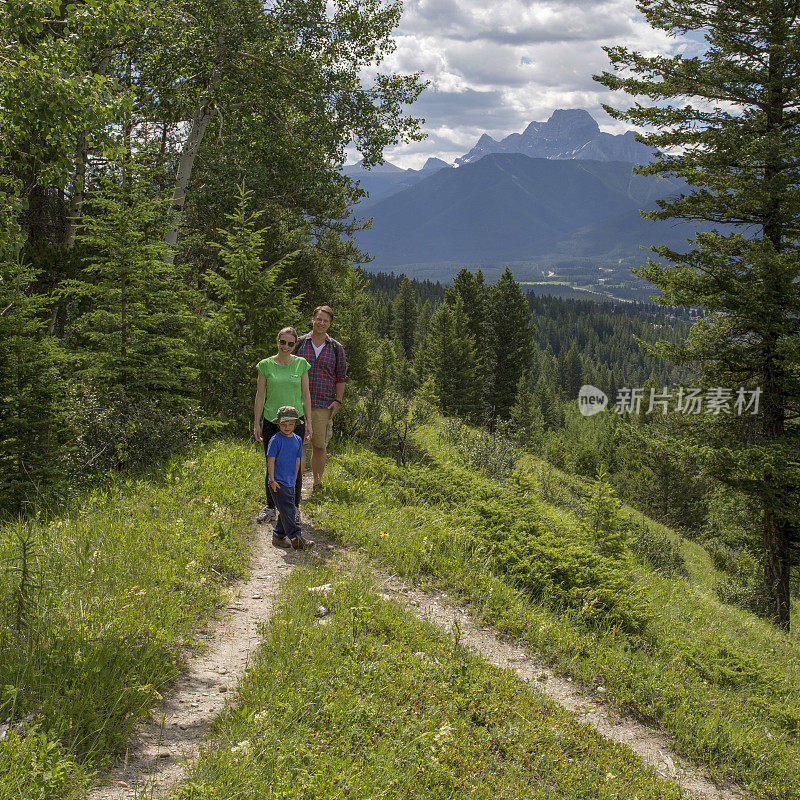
253, 305, 347, 550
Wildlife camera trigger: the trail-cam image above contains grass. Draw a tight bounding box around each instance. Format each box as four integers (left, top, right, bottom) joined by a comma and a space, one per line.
306, 431, 800, 800
0, 440, 262, 798
173, 566, 685, 800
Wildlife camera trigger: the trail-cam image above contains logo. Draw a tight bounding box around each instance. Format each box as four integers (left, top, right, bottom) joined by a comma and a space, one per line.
578, 384, 608, 417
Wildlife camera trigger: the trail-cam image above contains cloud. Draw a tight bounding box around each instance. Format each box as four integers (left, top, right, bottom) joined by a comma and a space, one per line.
355, 0, 683, 168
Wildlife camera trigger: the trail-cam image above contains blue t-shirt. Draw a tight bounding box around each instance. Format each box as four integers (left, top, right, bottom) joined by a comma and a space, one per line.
266, 431, 302, 487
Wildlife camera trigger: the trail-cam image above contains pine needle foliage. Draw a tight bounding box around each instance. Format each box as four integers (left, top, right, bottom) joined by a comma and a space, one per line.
595, 0, 800, 629
200, 181, 300, 427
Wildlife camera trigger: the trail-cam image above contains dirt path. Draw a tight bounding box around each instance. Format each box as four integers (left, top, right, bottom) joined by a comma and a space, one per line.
374, 568, 748, 800
87, 489, 749, 800
86, 477, 337, 800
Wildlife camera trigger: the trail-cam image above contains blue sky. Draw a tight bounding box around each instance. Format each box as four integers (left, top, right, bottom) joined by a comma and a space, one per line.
364, 0, 707, 168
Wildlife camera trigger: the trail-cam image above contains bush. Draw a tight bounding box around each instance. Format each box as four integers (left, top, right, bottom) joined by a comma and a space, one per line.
0, 728, 87, 800
629, 522, 689, 578
438, 417, 519, 480
64, 385, 199, 482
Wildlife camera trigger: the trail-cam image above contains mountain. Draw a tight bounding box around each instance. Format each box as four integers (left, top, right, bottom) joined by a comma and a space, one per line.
456, 109, 655, 165
353, 153, 692, 270
342, 158, 451, 204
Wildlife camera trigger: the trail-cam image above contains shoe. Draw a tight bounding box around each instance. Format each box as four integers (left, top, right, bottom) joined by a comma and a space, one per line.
311, 483, 324, 495
257, 506, 276, 524
272, 534, 292, 548
291, 536, 315, 550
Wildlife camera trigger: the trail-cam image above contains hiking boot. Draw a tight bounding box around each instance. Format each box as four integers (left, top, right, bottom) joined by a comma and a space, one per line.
257, 506, 276, 524
272, 534, 292, 548
311, 483, 324, 495
291, 536, 315, 550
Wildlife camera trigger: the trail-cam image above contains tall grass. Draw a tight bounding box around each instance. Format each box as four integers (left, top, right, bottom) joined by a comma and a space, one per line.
308, 435, 800, 799
0, 440, 261, 797
174, 567, 684, 800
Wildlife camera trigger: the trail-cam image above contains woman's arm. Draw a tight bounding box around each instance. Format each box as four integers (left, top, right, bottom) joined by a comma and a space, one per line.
254, 372, 266, 441
301, 372, 313, 442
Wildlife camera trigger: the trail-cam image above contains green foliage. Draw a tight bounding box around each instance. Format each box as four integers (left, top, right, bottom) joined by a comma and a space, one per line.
332, 267, 374, 389
509, 373, 545, 451
68, 164, 198, 403
200, 181, 300, 426
0, 256, 66, 516
629, 521, 689, 579
183, 568, 683, 800
324, 446, 647, 632
0, 440, 256, 776
596, 0, 800, 628
422, 296, 482, 419
486, 268, 533, 419
390, 276, 418, 358
311, 429, 800, 797
0, 728, 87, 800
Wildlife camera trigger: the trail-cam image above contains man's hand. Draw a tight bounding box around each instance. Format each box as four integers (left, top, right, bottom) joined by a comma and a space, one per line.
305, 425, 313, 442
270, 478, 280, 492
254, 421, 262, 442
328, 399, 341, 419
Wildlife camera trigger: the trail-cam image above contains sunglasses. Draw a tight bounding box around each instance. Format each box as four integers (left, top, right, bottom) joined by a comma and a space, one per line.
278, 339, 296, 347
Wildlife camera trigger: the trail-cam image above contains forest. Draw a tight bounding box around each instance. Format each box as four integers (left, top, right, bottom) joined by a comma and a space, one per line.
1, 0, 800, 798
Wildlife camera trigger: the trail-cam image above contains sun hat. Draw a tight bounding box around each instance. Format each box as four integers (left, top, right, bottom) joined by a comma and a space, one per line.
272, 405, 300, 424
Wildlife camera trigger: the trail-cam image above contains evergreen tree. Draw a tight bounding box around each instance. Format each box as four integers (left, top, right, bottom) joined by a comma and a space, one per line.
68, 165, 198, 406
486, 268, 534, 419
596, 0, 800, 629
333, 267, 373, 389
423, 296, 481, 418
510, 373, 545, 450
558, 344, 584, 401
201, 181, 299, 425
0, 255, 65, 515
391, 276, 418, 358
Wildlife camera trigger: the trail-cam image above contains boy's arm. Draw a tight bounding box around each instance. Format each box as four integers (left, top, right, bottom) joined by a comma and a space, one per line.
295, 456, 301, 483
267, 455, 279, 490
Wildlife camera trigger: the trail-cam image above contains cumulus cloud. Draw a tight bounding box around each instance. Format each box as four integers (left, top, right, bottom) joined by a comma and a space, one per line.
359, 0, 687, 168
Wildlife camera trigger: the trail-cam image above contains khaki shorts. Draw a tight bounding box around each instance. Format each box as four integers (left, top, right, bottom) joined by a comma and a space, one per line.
309, 407, 333, 449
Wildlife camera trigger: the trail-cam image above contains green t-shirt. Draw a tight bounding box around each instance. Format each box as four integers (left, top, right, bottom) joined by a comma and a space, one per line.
256, 355, 310, 422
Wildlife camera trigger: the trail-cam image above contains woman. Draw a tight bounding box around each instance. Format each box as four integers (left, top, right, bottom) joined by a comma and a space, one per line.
253, 327, 312, 524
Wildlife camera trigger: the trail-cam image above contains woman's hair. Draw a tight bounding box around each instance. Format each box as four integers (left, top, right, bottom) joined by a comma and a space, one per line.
277, 326, 298, 342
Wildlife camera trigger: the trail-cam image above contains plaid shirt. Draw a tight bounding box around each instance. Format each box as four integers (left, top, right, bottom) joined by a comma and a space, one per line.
295, 333, 347, 408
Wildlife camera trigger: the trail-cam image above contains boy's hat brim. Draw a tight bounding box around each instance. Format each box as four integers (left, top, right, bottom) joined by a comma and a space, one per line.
272, 405, 300, 424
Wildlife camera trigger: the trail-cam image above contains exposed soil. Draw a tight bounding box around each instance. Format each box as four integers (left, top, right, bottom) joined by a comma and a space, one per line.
373, 569, 749, 800
86, 483, 749, 800
86, 476, 338, 800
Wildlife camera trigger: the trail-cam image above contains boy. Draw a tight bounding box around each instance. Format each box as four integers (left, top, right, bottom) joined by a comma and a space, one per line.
266, 406, 314, 550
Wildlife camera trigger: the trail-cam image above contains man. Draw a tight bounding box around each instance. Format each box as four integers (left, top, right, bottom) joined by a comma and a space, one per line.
294, 305, 347, 491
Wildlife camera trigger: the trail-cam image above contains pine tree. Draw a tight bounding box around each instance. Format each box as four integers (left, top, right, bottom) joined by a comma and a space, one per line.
596, 0, 800, 628
68, 166, 198, 404
423, 296, 481, 418
486, 268, 534, 419
202, 181, 300, 424
510, 373, 545, 450
0, 255, 66, 514
558, 344, 584, 401
334, 267, 373, 389
391, 276, 418, 358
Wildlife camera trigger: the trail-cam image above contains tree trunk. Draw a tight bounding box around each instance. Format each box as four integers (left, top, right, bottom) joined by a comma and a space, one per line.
764, 506, 792, 630
64, 49, 112, 249
163, 70, 222, 259
64, 130, 87, 249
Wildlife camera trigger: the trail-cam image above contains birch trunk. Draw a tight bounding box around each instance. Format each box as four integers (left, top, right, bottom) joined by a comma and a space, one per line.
163, 70, 222, 259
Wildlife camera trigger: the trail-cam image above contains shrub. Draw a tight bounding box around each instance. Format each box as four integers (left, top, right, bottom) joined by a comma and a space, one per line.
629, 522, 689, 578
